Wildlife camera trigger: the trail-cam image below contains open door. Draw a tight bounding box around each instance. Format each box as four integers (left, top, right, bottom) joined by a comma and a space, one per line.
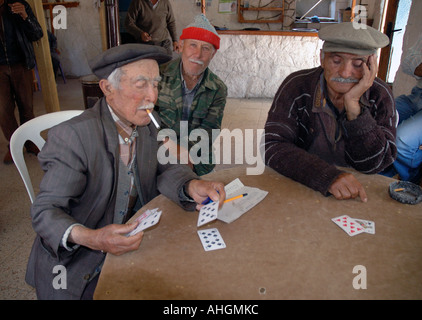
378, 0, 412, 84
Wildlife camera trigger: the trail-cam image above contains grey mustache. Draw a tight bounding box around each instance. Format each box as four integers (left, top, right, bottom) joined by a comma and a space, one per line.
331, 77, 359, 83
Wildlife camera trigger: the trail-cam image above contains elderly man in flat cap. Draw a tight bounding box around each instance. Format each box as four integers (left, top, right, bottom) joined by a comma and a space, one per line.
25, 44, 226, 300
263, 22, 397, 202
155, 14, 227, 176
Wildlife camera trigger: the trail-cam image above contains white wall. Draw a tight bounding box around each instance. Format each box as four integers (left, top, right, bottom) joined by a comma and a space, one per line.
53, 1, 103, 77
209, 34, 322, 98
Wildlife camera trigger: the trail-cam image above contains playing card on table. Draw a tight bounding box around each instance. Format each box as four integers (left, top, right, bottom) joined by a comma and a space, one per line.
197, 228, 226, 251
197, 201, 219, 227
331, 215, 365, 236
354, 218, 375, 234
126, 208, 162, 237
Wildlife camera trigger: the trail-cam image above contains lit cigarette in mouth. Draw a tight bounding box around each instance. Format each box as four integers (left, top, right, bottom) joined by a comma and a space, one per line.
146, 109, 160, 129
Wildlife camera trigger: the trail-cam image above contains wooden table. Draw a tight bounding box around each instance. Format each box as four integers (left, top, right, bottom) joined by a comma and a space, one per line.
94, 166, 422, 300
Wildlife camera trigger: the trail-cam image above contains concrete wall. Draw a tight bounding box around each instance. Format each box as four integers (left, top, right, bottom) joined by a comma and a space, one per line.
209, 34, 322, 98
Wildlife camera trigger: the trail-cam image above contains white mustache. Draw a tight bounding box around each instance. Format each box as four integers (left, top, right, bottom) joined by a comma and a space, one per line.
137, 103, 155, 110
331, 77, 359, 83
189, 58, 204, 65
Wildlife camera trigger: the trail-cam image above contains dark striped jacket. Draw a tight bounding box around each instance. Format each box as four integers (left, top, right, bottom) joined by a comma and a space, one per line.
263, 66, 397, 196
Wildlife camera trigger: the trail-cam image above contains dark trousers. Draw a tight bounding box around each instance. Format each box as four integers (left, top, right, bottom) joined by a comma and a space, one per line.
81, 274, 99, 300
145, 39, 172, 55
0, 63, 35, 142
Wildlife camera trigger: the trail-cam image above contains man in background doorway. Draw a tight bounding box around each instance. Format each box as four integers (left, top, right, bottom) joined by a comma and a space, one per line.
125, 0, 178, 55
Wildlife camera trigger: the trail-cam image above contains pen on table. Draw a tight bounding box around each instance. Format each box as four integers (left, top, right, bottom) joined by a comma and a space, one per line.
201, 190, 220, 205
202, 193, 248, 205
146, 109, 160, 129
224, 193, 248, 203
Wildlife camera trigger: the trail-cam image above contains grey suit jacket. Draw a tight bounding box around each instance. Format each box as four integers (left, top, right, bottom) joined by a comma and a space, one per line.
25, 98, 198, 299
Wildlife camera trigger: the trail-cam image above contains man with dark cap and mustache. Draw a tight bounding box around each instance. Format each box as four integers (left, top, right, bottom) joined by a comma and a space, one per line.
25, 43, 226, 300
263, 22, 397, 202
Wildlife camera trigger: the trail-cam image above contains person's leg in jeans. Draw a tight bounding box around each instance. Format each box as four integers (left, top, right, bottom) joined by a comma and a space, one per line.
396, 86, 422, 124
393, 109, 422, 183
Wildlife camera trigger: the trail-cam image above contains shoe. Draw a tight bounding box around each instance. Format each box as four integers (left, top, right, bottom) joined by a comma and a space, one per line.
25, 141, 40, 155
3, 149, 13, 164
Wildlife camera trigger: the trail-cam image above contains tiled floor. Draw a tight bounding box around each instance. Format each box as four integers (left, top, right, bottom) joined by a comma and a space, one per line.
0, 78, 272, 299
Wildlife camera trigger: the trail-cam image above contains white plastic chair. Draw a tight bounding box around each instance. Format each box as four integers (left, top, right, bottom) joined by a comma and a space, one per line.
10, 110, 83, 203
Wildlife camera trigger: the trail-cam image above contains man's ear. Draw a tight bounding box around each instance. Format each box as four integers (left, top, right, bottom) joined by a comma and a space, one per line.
99, 79, 113, 96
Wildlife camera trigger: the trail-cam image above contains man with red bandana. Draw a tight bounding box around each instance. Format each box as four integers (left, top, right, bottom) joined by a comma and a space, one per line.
156, 14, 227, 176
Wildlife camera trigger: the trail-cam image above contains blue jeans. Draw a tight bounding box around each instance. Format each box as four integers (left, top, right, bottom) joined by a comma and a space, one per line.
390, 86, 422, 183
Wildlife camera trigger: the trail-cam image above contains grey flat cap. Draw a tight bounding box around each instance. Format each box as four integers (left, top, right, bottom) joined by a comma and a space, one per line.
89, 44, 172, 79
319, 22, 390, 56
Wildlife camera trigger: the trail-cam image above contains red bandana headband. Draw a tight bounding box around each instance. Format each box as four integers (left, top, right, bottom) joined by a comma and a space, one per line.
180, 26, 220, 50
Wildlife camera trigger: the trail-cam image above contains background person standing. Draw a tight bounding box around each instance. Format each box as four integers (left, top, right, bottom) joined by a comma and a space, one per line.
0, 0, 43, 164
124, 0, 178, 55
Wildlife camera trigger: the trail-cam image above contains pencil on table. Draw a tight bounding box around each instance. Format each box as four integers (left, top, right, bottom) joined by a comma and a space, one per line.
224, 193, 248, 204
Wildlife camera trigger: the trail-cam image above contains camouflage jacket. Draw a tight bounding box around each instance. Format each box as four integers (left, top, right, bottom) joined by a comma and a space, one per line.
156, 58, 227, 176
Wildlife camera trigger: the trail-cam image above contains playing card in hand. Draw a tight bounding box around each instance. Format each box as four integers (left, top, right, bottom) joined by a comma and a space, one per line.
197, 201, 219, 227
126, 208, 162, 237
331, 215, 365, 236
197, 228, 226, 251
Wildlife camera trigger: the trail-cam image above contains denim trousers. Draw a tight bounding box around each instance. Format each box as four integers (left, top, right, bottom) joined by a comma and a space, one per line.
392, 86, 422, 183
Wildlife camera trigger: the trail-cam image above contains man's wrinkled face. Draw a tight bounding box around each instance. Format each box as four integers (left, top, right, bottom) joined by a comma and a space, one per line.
103, 59, 161, 127
321, 52, 369, 97
180, 39, 216, 77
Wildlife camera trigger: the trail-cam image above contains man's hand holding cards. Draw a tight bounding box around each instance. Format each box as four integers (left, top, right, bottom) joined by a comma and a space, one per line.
126, 208, 162, 237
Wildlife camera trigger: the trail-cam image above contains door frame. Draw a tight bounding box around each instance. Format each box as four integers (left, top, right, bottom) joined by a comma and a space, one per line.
378, 0, 400, 82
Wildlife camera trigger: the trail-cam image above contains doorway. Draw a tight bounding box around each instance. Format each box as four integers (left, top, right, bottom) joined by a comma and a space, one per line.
378, 0, 413, 84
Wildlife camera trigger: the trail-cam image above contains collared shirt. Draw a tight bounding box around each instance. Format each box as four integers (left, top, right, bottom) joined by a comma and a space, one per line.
149, 0, 160, 9
108, 105, 139, 212
108, 105, 138, 166
319, 73, 346, 143
180, 62, 204, 121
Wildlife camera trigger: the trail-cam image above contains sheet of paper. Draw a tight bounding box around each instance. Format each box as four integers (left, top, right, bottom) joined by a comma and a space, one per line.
217, 178, 268, 224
